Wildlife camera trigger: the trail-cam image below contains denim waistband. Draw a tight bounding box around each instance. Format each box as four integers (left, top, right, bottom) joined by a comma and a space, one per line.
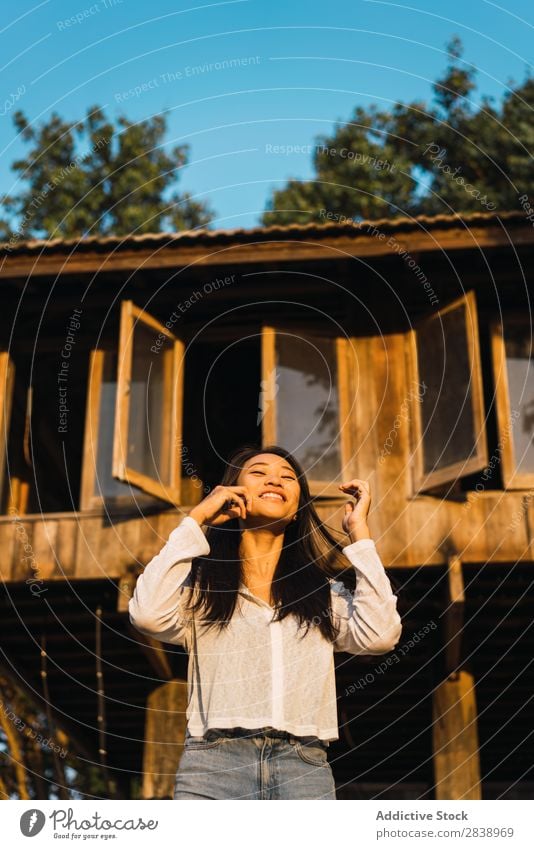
188, 725, 328, 747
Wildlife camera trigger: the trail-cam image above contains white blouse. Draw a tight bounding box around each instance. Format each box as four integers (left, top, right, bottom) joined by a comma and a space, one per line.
129, 515, 402, 743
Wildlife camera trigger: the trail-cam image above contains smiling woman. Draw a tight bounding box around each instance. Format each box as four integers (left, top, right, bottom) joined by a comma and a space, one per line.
128, 444, 402, 800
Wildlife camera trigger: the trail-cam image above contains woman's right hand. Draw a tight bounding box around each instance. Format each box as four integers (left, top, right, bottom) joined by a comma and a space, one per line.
187, 485, 252, 527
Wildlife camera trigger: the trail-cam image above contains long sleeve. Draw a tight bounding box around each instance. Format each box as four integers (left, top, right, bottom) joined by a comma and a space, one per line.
128, 515, 210, 646
330, 538, 402, 655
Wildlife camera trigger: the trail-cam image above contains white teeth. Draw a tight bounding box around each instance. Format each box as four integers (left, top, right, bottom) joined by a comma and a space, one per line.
260, 493, 284, 501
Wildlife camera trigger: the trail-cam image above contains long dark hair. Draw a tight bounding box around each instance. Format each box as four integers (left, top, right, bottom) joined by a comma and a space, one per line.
186, 444, 359, 644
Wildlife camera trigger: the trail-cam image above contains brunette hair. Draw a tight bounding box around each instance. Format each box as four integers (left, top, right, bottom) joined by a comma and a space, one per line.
185, 444, 360, 643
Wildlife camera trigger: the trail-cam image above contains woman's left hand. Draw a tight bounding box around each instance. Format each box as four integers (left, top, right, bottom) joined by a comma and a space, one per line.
339, 479, 371, 541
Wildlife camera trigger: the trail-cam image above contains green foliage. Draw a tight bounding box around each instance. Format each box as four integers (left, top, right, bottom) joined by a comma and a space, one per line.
262, 38, 534, 224
1, 106, 214, 240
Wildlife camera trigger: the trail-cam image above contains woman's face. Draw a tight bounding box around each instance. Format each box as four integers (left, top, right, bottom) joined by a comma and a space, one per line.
236, 453, 301, 524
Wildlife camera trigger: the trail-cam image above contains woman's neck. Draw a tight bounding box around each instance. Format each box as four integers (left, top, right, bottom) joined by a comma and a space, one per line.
238, 526, 285, 579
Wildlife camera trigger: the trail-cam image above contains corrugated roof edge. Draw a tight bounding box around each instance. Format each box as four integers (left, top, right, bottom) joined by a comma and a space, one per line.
0, 210, 527, 255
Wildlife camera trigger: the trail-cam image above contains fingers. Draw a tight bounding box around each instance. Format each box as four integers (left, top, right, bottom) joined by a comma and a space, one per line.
338, 479, 370, 497
225, 486, 253, 512
221, 486, 250, 519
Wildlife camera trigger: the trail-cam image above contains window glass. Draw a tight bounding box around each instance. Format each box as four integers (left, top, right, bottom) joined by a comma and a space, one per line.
504, 327, 534, 474
274, 333, 342, 480
94, 352, 130, 498
416, 302, 478, 475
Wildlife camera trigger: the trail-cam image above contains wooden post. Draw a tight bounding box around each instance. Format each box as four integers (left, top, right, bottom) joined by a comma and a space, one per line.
142, 679, 188, 799
444, 554, 465, 675
432, 670, 482, 800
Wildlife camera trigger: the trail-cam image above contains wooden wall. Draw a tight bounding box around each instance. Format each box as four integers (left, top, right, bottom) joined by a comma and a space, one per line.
0, 331, 531, 585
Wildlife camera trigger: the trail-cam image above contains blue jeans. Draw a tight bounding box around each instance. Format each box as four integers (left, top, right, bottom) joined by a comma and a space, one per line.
174, 726, 336, 800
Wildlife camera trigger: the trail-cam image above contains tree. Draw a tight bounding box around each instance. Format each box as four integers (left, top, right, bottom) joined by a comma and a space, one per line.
262, 38, 534, 224
1, 107, 214, 242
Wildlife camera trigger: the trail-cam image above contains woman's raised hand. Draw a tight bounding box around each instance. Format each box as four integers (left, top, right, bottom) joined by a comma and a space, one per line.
338, 479, 372, 541
188, 485, 252, 527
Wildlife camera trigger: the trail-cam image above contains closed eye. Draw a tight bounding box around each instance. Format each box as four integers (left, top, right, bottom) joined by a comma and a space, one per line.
249, 470, 296, 481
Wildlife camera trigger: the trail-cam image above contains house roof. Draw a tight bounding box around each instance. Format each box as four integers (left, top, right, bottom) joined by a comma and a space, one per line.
1, 210, 528, 256
1, 210, 532, 278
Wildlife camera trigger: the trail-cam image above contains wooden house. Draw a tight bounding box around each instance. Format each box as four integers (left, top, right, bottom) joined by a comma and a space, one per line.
0, 210, 533, 799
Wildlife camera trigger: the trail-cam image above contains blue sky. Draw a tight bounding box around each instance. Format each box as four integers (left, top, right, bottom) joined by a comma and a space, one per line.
1, 0, 533, 231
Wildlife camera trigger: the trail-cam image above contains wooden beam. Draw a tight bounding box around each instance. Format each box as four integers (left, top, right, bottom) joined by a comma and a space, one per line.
142, 679, 188, 799
444, 555, 465, 675
2, 223, 533, 278
432, 670, 482, 800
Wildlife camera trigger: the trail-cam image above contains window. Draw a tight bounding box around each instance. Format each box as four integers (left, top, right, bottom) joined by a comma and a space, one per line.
491, 317, 534, 489
261, 326, 354, 497
2, 349, 87, 515
80, 301, 184, 509
405, 291, 488, 493
180, 333, 261, 493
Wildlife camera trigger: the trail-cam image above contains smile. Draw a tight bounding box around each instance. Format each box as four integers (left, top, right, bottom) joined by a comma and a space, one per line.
259, 493, 285, 501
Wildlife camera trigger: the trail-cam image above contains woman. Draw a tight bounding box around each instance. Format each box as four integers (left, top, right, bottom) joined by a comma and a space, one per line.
129, 444, 402, 800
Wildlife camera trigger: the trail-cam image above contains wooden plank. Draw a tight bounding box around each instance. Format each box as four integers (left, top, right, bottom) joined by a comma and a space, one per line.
11, 519, 34, 582
0, 352, 15, 501
523, 494, 534, 561
74, 515, 104, 578
54, 517, 78, 578
113, 302, 134, 485
452, 491, 530, 562
0, 514, 17, 581
369, 334, 413, 561
114, 514, 142, 574
432, 670, 482, 800
31, 519, 58, 581
260, 325, 277, 444
336, 337, 353, 480
347, 335, 376, 481
79, 349, 105, 511
142, 680, 188, 799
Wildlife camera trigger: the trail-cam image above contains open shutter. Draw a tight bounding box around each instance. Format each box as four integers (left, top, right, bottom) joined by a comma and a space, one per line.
406, 290, 488, 492
112, 300, 184, 505
80, 301, 184, 510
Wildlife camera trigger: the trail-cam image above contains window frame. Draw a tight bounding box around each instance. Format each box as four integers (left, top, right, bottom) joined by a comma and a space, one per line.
260, 324, 354, 498
405, 290, 488, 493
0, 352, 15, 508
79, 301, 184, 510
490, 316, 534, 490
80, 348, 131, 511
